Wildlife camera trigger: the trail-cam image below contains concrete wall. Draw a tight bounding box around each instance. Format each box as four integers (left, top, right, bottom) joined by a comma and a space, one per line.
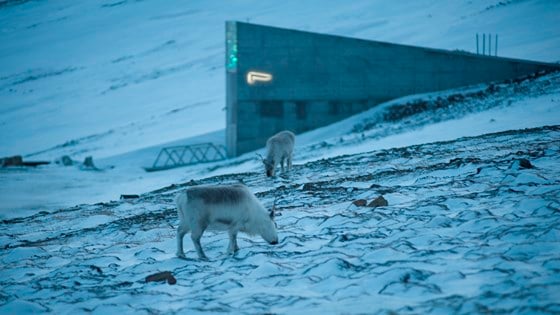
226, 21, 559, 157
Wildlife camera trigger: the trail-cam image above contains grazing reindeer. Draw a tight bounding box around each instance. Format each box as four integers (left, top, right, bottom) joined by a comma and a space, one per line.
176, 184, 278, 260
259, 130, 295, 177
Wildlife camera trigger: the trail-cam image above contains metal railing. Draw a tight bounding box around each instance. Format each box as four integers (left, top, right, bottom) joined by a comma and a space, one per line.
145, 143, 227, 172
476, 33, 498, 56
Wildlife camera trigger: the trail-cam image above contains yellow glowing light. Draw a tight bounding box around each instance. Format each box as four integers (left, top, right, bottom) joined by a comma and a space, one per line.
246, 71, 273, 84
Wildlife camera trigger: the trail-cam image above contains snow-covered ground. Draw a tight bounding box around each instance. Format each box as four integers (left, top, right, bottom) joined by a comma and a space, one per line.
1, 0, 559, 215
2, 125, 559, 313
1, 0, 560, 313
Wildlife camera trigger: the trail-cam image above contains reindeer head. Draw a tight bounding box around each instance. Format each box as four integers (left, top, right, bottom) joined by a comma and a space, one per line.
257, 153, 275, 177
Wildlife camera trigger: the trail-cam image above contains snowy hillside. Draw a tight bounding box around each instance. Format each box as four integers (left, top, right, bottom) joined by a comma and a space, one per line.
1, 69, 559, 218
1, 1, 560, 313
1, 125, 559, 313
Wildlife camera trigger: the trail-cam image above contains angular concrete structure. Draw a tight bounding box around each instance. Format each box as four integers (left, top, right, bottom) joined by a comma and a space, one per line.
226, 21, 559, 157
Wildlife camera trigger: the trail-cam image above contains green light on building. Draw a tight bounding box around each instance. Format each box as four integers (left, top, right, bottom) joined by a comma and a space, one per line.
226, 22, 237, 72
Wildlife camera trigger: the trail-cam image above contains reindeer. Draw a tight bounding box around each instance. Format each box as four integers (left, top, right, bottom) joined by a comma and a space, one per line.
258, 130, 295, 177
175, 184, 278, 260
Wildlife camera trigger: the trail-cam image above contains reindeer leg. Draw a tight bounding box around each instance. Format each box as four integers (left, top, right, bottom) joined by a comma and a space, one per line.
191, 224, 208, 260
176, 224, 190, 258
280, 157, 285, 173
228, 229, 239, 254
287, 155, 292, 171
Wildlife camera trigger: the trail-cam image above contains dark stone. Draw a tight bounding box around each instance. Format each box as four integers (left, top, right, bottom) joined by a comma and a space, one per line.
61, 155, 73, 166
146, 271, 177, 285
449, 158, 463, 166
401, 273, 410, 283
167, 276, 177, 285
367, 196, 388, 207
83, 156, 95, 168
352, 199, 367, 207
89, 265, 102, 274
519, 158, 533, 169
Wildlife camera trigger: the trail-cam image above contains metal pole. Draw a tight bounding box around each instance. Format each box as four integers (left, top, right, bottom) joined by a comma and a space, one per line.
495, 34, 498, 56
482, 33, 486, 55
489, 33, 492, 56
476, 33, 479, 54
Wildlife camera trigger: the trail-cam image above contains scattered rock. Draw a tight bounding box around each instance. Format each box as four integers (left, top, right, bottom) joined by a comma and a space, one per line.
367, 196, 388, 208
449, 157, 463, 166
83, 156, 95, 168
401, 273, 411, 283
89, 265, 102, 274
519, 158, 533, 169
509, 158, 535, 170
60, 155, 74, 166
339, 233, 358, 242
146, 271, 177, 285
352, 199, 367, 207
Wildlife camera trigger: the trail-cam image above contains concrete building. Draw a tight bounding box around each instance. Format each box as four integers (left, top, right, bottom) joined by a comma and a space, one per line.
226, 21, 559, 157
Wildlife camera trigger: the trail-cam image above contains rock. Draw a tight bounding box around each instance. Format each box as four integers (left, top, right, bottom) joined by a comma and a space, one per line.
509, 158, 534, 170
60, 155, 74, 166
1, 155, 23, 167
146, 271, 177, 285
167, 276, 177, 285
89, 265, 102, 274
401, 273, 411, 283
449, 157, 463, 166
352, 199, 367, 207
519, 158, 533, 169
367, 196, 388, 207
83, 156, 95, 168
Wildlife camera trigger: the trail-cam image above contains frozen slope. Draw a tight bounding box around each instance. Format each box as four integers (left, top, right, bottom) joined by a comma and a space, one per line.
1, 0, 560, 160
1, 1, 560, 311
1, 125, 559, 314
1, 71, 559, 218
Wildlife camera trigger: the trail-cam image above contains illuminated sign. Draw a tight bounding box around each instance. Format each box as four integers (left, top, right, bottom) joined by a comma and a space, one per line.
246, 71, 272, 84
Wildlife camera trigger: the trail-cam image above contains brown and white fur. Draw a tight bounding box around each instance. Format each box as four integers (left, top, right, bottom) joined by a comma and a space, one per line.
261, 130, 295, 177
175, 184, 278, 260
